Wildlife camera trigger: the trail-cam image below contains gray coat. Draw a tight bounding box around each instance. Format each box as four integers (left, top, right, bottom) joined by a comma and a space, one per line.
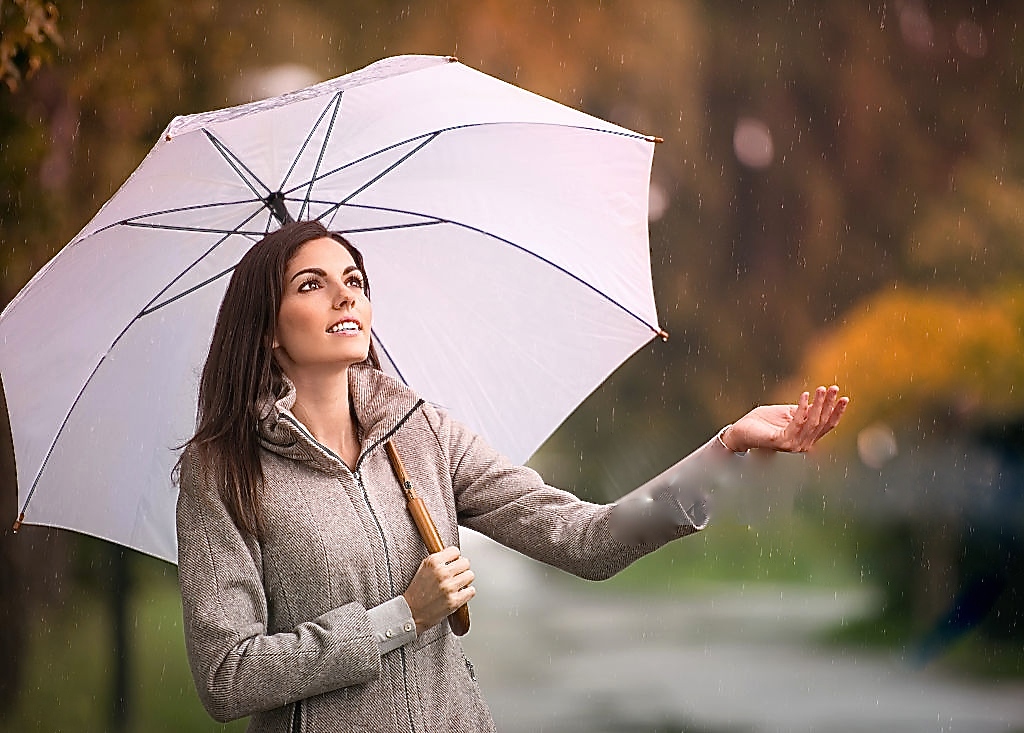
176, 365, 700, 732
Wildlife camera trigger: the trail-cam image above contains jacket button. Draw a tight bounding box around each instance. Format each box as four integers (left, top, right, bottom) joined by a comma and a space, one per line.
385, 629, 394, 638
404, 622, 414, 633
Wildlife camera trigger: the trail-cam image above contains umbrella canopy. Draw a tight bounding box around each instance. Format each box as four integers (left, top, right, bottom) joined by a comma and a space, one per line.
0, 55, 665, 563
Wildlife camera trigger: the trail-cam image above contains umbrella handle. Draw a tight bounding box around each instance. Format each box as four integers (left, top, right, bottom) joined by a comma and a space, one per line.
384, 440, 471, 637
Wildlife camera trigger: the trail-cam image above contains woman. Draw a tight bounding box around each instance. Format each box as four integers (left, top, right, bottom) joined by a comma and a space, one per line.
176, 220, 847, 732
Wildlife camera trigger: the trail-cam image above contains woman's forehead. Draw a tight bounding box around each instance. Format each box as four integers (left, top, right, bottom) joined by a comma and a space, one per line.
286, 237, 358, 273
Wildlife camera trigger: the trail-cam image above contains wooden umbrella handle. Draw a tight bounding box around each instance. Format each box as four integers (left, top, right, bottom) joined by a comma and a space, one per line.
384, 440, 471, 636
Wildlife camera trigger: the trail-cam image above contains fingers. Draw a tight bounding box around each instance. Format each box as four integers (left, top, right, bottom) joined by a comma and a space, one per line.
800, 386, 829, 444
426, 545, 462, 567
739, 386, 849, 454
450, 575, 477, 606
411, 547, 476, 621
423, 548, 475, 606
799, 385, 848, 450
792, 389, 812, 433
823, 394, 850, 432
422, 547, 473, 586
439, 561, 475, 598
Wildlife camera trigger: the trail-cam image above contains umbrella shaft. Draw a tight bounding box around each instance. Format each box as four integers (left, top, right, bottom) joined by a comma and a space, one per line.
385, 440, 471, 636
407, 495, 471, 636
407, 497, 445, 553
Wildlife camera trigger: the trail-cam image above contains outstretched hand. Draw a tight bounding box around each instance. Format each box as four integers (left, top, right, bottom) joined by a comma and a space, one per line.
721, 385, 849, 454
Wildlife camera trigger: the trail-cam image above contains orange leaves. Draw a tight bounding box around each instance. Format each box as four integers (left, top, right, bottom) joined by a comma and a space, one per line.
791, 285, 1024, 441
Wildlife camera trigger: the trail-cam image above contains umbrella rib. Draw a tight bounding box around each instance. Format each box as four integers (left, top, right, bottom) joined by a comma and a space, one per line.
336, 221, 443, 235
136, 203, 271, 315
336, 133, 441, 210
295, 121, 649, 198
17, 208, 269, 519
80, 198, 267, 241
340, 133, 438, 205
295, 93, 344, 222
202, 129, 274, 199
300, 134, 440, 226
333, 201, 665, 336
280, 91, 340, 192
281, 130, 440, 200
370, 329, 410, 386
138, 264, 237, 317
123, 221, 271, 238
296, 199, 443, 232
465, 222, 662, 335
285, 120, 636, 214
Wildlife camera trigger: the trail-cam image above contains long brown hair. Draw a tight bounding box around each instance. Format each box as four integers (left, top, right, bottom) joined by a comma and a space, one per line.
179, 220, 380, 536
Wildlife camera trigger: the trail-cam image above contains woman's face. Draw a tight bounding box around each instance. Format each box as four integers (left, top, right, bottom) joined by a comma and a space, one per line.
273, 237, 373, 379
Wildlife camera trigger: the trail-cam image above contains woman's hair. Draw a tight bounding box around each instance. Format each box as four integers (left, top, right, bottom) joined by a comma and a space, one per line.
179, 220, 380, 536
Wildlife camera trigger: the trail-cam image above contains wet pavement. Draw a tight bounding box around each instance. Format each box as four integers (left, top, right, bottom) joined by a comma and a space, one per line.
458, 531, 1024, 733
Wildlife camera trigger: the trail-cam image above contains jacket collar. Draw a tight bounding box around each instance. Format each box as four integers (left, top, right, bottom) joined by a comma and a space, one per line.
257, 364, 424, 472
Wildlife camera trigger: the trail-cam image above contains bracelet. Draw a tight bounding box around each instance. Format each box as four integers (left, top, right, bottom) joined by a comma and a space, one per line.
717, 424, 749, 456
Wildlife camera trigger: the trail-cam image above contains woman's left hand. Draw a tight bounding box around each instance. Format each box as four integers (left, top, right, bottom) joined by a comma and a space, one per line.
721, 385, 849, 454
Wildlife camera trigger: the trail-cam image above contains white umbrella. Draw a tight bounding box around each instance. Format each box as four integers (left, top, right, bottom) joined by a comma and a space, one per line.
1, 54, 666, 563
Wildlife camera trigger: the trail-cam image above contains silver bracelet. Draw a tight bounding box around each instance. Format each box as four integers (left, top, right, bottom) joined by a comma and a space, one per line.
717, 424, 750, 456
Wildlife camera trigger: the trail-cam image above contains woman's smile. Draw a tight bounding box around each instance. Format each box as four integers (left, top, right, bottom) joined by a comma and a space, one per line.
326, 317, 363, 335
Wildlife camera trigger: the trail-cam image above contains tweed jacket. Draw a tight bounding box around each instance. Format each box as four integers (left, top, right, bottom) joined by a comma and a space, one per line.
176, 365, 701, 732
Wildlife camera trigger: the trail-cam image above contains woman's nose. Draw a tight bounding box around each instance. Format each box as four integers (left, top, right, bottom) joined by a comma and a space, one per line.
333, 289, 355, 309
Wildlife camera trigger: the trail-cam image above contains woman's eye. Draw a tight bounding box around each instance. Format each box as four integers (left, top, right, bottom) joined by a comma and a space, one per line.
346, 275, 365, 291
297, 278, 321, 292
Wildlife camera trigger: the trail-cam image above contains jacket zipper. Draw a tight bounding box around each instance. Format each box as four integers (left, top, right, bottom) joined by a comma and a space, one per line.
279, 407, 423, 732
290, 698, 301, 733
355, 468, 417, 733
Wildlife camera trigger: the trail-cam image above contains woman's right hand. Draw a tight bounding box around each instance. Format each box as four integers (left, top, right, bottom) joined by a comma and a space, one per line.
402, 546, 476, 634
721, 385, 849, 454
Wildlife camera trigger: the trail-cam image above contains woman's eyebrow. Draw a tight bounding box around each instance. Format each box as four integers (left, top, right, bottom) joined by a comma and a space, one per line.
289, 265, 361, 282
289, 267, 326, 282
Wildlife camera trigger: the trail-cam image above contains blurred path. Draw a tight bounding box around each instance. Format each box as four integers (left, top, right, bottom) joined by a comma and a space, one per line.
458, 531, 1024, 733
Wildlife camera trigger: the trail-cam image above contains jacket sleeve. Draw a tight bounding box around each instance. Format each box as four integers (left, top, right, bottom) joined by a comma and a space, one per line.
436, 411, 703, 581
175, 452, 381, 723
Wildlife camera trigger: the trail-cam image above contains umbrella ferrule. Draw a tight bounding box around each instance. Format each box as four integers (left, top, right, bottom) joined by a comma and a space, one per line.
12, 512, 24, 533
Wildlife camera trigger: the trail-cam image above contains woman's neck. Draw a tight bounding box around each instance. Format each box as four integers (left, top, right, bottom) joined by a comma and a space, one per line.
287, 367, 360, 468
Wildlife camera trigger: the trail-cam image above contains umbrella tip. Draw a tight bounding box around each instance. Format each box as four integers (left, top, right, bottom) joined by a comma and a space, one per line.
656, 329, 670, 342
12, 512, 24, 533
447, 55, 459, 63
647, 135, 665, 144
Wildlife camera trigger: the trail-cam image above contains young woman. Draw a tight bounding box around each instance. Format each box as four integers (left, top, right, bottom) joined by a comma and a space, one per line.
176, 220, 847, 732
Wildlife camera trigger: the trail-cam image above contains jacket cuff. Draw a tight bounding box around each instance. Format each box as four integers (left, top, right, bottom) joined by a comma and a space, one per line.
367, 596, 417, 655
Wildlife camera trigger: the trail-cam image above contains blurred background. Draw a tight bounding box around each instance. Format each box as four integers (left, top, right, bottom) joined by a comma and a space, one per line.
1, 1, 1022, 731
